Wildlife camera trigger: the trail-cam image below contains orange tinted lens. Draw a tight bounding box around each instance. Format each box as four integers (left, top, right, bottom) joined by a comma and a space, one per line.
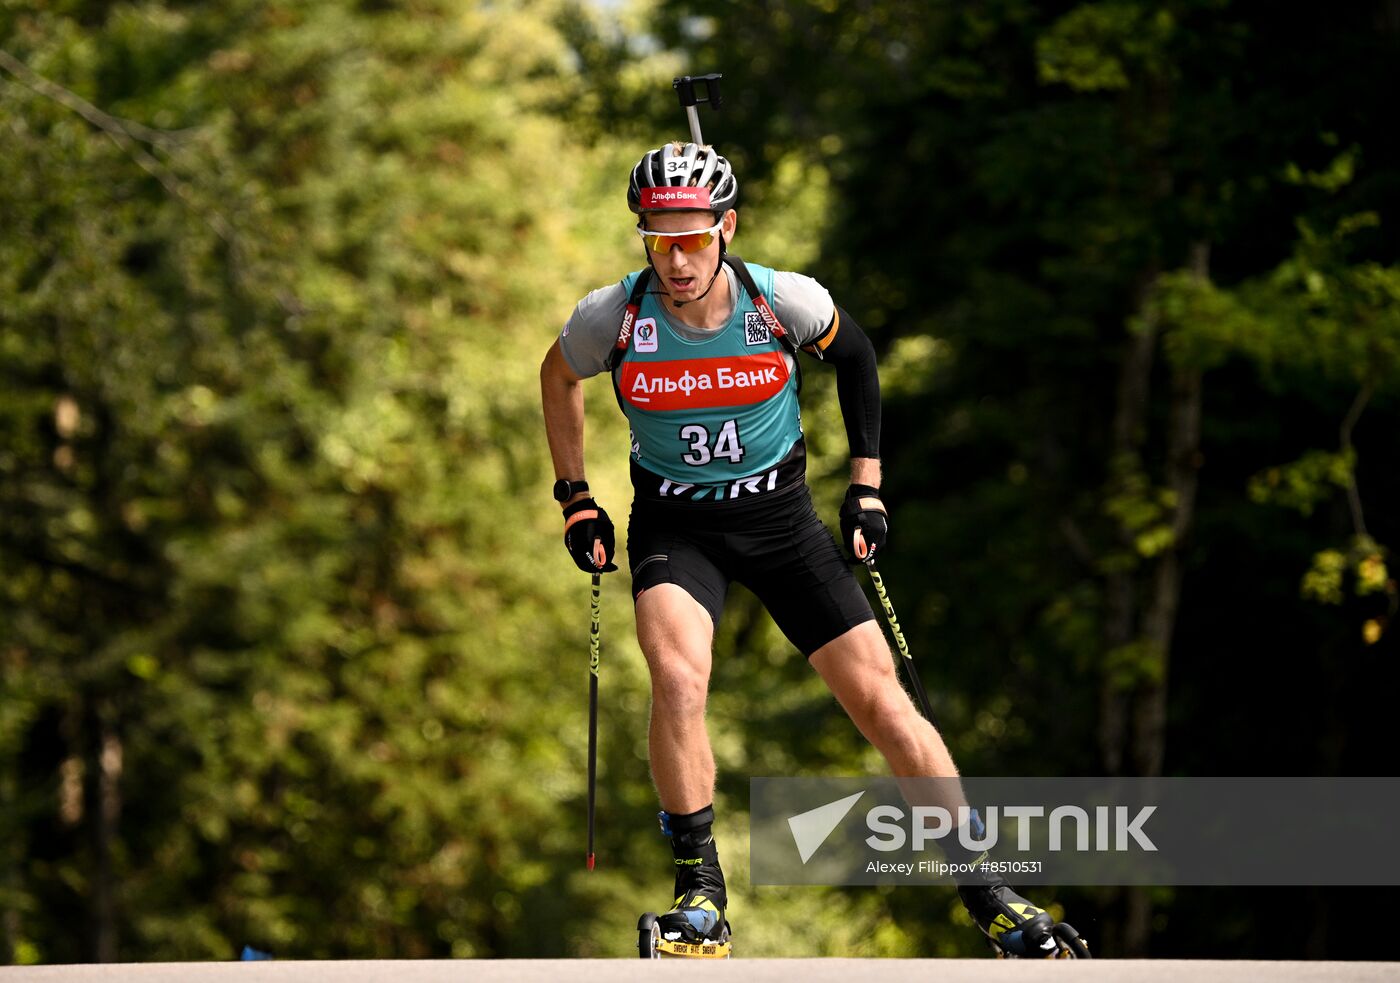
678, 230, 714, 252
643, 230, 714, 253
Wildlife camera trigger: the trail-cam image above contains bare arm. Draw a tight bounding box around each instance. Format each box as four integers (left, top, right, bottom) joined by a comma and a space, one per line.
540, 338, 592, 509
851, 457, 881, 488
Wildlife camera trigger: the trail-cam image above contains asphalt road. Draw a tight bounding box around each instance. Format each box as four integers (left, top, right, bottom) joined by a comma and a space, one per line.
2, 962, 1398, 982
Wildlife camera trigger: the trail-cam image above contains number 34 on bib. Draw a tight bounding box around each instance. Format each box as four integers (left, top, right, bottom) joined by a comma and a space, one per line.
678, 419, 746, 467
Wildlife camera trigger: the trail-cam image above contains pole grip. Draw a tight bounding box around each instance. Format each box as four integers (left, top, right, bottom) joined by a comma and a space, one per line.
673, 73, 723, 109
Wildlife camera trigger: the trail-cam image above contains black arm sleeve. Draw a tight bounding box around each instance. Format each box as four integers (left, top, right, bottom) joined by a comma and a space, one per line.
815, 304, 881, 459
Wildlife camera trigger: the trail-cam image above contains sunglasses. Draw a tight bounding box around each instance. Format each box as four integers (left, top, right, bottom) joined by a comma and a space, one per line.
636, 218, 724, 254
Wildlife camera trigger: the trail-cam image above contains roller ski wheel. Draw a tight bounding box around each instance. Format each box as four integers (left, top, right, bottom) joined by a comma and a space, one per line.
1052, 921, 1092, 959
636, 911, 732, 959
637, 913, 661, 959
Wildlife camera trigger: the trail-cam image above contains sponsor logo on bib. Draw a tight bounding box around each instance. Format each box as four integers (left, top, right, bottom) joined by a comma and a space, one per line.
621, 352, 791, 412
634, 318, 659, 353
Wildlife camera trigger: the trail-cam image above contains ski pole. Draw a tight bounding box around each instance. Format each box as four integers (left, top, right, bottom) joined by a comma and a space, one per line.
587, 572, 601, 870
864, 559, 937, 725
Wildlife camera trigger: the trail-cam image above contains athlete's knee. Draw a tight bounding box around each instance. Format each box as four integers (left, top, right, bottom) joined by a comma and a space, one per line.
649, 659, 710, 718
832, 660, 929, 751
850, 677, 920, 733
641, 630, 712, 716
874, 690, 933, 747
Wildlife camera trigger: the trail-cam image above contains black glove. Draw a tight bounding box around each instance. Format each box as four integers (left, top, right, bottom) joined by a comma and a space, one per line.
563, 497, 618, 573
838, 483, 888, 563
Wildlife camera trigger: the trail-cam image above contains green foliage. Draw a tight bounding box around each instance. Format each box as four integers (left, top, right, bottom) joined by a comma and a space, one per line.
1162, 208, 1400, 379
1248, 449, 1354, 516
1102, 639, 1167, 690
1037, 2, 1177, 92
1104, 462, 1181, 559
0, 0, 660, 961
1301, 536, 1391, 607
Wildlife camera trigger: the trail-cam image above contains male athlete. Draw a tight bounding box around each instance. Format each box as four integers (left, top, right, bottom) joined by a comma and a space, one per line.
540, 141, 1060, 956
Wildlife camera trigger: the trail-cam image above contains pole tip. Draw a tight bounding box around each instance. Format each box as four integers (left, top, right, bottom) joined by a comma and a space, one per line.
586, 853, 595, 870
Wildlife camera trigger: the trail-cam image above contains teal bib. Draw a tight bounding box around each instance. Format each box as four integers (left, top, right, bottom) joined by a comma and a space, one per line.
613, 262, 802, 488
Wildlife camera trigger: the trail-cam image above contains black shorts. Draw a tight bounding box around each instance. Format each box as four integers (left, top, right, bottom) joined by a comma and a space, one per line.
626, 485, 876, 656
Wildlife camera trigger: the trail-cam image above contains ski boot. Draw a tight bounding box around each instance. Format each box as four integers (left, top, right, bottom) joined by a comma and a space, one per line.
947, 811, 1091, 959
637, 804, 732, 959
958, 878, 1089, 958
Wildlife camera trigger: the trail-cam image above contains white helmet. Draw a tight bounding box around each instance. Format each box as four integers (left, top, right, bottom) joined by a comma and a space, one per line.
627, 142, 738, 215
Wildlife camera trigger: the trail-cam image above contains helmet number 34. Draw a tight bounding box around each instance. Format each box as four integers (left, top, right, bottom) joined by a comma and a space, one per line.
679, 419, 746, 467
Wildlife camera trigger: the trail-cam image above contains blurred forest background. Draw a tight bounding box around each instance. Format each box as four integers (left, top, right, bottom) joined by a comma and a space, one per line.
2, 0, 1399, 964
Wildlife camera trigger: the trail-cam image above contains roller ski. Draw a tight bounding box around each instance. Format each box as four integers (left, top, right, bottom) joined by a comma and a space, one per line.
941, 810, 1090, 959
959, 879, 1091, 959
637, 805, 733, 959
637, 911, 731, 960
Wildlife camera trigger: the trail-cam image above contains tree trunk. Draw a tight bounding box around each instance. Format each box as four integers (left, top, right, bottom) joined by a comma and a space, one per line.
1129, 243, 1207, 779
1100, 243, 1209, 955
1100, 269, 1161, 777
1, 767, 16, 964
86, 706, 121, 962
